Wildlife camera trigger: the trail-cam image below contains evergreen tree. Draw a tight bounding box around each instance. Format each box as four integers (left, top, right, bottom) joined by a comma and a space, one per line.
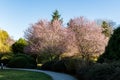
102, 21, 113, 37
51, 10, 63, 22
98, 26, 120, 62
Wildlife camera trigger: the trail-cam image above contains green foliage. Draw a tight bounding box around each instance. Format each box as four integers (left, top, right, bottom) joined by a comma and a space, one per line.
7, 54, 37, 68
51, 10, 63, 22
63, 58, 78, 74
77, 63, 113, 80
109, 67, 120, 80
41, 61, 57, 71
41, 56, 94, 75
41, 60, 67, 73
52, 60, 67, 72
85, 63, 114, 80
12, 38, 28, 54
109, 61, 120, 80
77, 61, 120, 80
0, 29, 12, 65
0, 29, 11, 53
0, 29, 9, 43
8, 56, 28, 68
37, 53, 59, 64
102, 21, 113, 37
98, 27, 120, 62
0, 53, 14, 65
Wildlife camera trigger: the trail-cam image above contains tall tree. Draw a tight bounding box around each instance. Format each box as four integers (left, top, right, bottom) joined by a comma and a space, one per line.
24, 20, 68, 61
51, 10, 63, 23
102, 21, 113, 37
68, 17, 108, 61
0, 29, 13, 64
98, 26, 120, 62
0, 29, 11, 53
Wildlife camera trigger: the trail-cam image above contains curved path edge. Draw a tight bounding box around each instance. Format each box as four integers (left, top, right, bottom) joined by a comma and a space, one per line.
5, 68, 77, 80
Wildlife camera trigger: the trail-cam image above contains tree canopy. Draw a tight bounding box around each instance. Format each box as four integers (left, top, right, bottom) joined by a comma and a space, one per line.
0, 29, 11, 54
12, 38, 28, 54
51, 10, 63, 23
102, 21, 113, 37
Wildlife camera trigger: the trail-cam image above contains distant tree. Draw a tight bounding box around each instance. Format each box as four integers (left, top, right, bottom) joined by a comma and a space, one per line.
98, 26, 120, 62
12, 38, 28, 54
95, 19, 115, 37
96, 19, 116, 27
68, 17, 108, 61
102, 21, 113, 37
51, 10, 63, 23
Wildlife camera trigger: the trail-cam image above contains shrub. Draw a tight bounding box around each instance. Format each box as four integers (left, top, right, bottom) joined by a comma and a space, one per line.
41, 61, 56, 70
0, 53, 14, 65
52, 60, 67, 72
7, 56, 28, 68
41, 58, 78, 74
85, 63, 114, 80
77, 64, 92, 80
64, 59, 77, 74
109, 67, 120, 80
7, 54, 37, 68
41, 56, 95, 75
41, 60, 68, 73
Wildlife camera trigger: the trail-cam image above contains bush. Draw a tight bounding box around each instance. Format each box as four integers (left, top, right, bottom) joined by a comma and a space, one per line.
41, 56, 95, 75
7, 54, 37, 68
108, 61, 120, 80
41, 60, 66, 72
76, 61, 120, 80
7, 57, 28, 68
41, 61, 56, 70
52, 60, 67, 72
64, 59, 78, 74
109, 67, 120, 80
77, 65, 91, 80
0, 53, 14, 65
85, 63, 114, 80
41, 58, 78, 74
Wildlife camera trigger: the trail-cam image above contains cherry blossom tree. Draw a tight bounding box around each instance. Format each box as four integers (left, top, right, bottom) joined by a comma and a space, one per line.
68, 17, 108, 60
24, 20, 68, 61
24, 17, 108, 62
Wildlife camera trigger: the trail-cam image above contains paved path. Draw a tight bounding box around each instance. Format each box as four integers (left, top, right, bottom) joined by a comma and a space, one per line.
6, 68, 77, 80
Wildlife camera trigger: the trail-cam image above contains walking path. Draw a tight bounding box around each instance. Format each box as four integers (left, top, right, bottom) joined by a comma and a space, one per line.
5, 68, 77, 80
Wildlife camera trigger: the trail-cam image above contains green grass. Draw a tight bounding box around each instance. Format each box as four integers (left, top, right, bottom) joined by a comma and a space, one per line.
0, 69, 52, 80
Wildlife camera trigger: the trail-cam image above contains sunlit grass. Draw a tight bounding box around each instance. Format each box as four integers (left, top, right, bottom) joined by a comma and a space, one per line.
0, 69, 52, 80
0, 75, 4, 78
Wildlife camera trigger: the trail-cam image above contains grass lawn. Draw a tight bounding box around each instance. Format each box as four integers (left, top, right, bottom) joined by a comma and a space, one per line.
0, 69, 52, 80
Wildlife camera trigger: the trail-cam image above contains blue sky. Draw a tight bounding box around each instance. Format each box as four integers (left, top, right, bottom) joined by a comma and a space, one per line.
0, 0, 120, 40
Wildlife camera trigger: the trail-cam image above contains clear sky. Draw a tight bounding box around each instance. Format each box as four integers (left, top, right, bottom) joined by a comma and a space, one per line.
0, 0, 120, 40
